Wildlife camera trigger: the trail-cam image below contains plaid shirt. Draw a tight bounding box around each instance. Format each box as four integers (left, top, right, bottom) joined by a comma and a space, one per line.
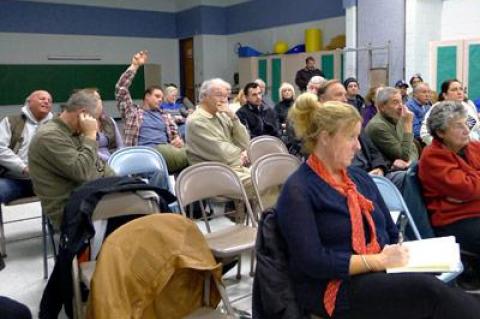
115, 67, 178, 146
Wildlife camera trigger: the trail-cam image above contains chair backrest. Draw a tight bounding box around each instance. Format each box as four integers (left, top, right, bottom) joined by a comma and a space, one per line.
251, 153, 301, 211
108, 146, 168, 176
403, 161, 436, 238
371, 175, 422, 240
247, 135, 289, 164
175, 162, 256, 225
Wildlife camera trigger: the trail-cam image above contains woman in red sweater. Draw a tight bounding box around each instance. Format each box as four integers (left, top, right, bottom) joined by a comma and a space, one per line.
419, 100, 480, 257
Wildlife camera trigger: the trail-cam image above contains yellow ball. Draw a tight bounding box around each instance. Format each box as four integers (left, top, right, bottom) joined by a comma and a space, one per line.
273, 41, 289, 54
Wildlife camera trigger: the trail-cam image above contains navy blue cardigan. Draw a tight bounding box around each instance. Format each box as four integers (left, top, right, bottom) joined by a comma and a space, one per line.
276, 164, 398, 317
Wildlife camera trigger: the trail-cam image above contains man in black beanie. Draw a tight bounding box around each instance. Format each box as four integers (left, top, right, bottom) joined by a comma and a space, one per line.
343, 77, 365, 114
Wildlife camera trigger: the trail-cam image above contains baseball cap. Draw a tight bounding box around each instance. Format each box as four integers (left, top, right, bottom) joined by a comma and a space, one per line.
395, 80, 409, 88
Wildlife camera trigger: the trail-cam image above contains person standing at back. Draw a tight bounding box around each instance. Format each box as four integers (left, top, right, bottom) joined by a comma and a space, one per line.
295, 56, 325, 92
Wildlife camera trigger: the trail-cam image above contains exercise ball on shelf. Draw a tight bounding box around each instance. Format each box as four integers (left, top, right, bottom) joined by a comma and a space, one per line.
273, 41, 289, 54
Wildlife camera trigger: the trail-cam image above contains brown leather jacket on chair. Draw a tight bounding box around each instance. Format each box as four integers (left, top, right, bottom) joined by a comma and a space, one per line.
86, 214, 222, 319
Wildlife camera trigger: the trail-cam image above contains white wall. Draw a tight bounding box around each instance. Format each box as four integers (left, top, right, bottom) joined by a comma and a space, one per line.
405, 0, 442, 86
0, 32, 179, 116
441, 0, 480, 40
225, 16, 346, 87
194, 35, 230, 87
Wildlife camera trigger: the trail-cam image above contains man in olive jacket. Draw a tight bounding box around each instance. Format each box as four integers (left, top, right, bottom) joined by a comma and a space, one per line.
29, 90, 114, 230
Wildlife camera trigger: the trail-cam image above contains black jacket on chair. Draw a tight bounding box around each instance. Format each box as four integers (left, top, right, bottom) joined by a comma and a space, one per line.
39, 176, 176, 319
236, 103, 280, 138
252, 208, 307, 319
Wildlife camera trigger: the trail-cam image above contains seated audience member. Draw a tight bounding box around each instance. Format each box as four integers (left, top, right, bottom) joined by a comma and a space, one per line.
365, 87, 418, 171
29, 90, 114, 230
277, 98, 480, 319
236, 82, 280, 138
395, 80, 409, 104
318, 82, 405, 189
0, 90, 53, 205
362, 85, 383, 127
83, 88, 124, 161
406, 82, 431, 139
0, 253, 31, 319
229, 89, 246, 113
420, 79, 480, 145
409, 73, 424, 89
295, 56, 325, 92
343, 77, 365, 114
161, 85, 188, 139
186, 78, 251, 187
306, 75, 326, 95
115, 50, 188, 173
419, 101, 480, 259
254, 78, 275, 110
274, 82, 296, 126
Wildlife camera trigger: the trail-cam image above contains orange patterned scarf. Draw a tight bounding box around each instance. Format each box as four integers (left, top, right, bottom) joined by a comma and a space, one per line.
306, 154, 381, 317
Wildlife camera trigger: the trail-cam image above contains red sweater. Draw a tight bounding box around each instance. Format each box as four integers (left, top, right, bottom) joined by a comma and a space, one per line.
419, 139, 480, 227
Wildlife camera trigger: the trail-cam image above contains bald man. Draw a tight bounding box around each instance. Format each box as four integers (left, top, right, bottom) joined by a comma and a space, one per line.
0, 90, 53, 205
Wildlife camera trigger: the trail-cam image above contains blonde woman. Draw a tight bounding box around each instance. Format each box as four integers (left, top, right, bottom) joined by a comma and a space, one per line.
274, 82, 296, 125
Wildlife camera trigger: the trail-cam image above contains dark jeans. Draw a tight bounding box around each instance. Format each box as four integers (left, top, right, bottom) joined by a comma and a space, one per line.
322, 273, 480, 319
0, 178, 34, 204
434, 217, 480, 255
0, 296, 31, 319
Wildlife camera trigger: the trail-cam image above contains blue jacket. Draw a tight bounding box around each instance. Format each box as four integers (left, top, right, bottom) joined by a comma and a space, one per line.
276, 164, 398, 317
406, 98, 430, 138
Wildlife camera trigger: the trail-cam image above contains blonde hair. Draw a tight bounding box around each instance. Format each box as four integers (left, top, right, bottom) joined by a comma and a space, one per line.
165, 86, 178, 96
279, 82, 296, 101
233, 89, 245, 104
288, 93, 362, 153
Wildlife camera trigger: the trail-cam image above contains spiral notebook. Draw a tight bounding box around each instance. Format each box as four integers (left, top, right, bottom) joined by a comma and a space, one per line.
386, 236, 462, 273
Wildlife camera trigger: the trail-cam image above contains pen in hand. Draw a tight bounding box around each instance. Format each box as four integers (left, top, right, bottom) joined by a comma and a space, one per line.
398, 214, 408, 245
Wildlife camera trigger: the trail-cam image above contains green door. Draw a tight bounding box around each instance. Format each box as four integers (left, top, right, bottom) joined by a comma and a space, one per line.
468, 44, 480, 100
258, 59, 267, 84
436, 46, 457, 93
321, 54, 334, 79
271, 58, 282, 103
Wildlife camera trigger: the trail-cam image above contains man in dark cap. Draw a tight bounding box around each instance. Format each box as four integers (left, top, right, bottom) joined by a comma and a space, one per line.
343, 77, 365, 114
395, 80, 409, 104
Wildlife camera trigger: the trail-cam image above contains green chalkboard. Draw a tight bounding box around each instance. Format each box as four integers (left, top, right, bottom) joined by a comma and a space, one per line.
436, 46, 457, 93
468, 44, 480, 100
0, 65, 145, 106
271, 58, 281, 103
321, 54, 334, 80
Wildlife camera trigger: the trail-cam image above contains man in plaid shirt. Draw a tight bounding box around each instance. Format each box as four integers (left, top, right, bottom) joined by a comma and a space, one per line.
115, 50, 188, 173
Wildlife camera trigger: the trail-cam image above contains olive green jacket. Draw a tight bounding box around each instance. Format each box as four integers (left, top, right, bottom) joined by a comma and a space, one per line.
28, 118, 114, 229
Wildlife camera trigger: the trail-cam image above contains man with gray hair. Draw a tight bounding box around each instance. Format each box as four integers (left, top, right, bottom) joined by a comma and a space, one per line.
0, 90, 53, 207
365, 87, 418, 172
186, 78, 251, 183
254, 78, 274, 110
406, 82, 431, 139
29, 90, 114, 229
306, 75, 326, 95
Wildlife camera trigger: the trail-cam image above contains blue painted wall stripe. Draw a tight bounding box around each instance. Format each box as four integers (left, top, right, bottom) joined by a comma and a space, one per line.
0, 0, 177, 38
0, 0, 344, 38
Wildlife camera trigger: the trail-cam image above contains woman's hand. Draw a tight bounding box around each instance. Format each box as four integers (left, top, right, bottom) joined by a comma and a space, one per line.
375, 244, 409, 270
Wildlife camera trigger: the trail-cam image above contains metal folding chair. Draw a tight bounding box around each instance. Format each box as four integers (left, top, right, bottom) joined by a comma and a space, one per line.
247, 135, 289, 164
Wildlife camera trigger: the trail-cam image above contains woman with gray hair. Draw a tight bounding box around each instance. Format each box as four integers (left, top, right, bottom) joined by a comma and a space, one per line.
274, 82, 296, 125
419, 100, 480, 273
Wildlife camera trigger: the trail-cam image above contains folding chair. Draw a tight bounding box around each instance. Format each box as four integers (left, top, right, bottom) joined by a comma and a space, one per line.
175, 162, 257, 281
371, 175, 463, 283
247, 135, 289, 164
251, 153, 301, 212
72, 190, 162, 319
108, 146, 178, 211
0, 196, 56, 279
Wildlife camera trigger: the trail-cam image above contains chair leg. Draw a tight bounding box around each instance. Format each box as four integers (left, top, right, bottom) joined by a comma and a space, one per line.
249, 250, 255, 277
0, 205, 6, 257
42, 213, 48, 279
236, 255, 242, 280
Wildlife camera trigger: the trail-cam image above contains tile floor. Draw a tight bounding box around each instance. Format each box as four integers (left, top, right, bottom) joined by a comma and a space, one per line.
0, 201, 253, 318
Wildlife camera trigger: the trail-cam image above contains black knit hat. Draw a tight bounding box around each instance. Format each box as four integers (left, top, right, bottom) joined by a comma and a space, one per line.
343, 77, 359, 89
